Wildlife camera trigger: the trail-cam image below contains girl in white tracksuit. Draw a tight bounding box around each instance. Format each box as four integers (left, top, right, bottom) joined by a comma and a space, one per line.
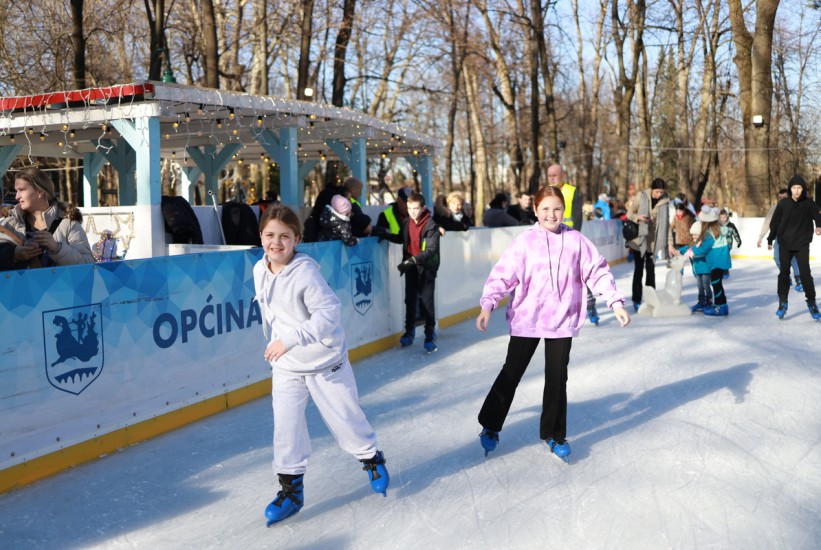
253, 205, 388, 526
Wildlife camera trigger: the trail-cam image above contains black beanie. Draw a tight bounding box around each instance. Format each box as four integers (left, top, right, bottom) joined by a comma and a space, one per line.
651, 178, 666, 190
788, 175, 807, 194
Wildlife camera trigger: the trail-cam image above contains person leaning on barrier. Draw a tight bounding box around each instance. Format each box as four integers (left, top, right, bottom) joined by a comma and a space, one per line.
0, 167, 94, 269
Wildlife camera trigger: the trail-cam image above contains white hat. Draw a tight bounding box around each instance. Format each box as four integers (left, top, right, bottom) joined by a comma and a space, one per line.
699, 206, 718, 223
690, 220, 702, 236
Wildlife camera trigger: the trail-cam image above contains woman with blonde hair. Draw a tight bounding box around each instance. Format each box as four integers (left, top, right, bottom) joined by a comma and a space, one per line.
0, 167, 94, 268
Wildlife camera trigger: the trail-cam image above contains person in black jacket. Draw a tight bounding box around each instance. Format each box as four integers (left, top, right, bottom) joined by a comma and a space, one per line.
394, 192, 441, 352
767, 175, 821, 319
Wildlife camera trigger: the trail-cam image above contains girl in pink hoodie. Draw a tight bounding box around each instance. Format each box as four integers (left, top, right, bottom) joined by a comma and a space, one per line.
475, 186, 631, 462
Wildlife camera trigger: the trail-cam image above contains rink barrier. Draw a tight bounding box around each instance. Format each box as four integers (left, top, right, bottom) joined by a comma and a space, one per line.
14, 217, 797, 494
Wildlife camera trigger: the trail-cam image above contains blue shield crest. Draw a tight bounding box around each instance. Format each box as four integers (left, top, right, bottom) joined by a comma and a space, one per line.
351, 261, 374, 315
42, 304, 104, 395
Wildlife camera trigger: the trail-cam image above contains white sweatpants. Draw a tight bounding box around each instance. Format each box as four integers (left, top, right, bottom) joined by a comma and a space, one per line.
271, 358, 378, 475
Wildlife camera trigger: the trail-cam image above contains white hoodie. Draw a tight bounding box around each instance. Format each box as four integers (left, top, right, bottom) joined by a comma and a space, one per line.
253, 252, 347, 374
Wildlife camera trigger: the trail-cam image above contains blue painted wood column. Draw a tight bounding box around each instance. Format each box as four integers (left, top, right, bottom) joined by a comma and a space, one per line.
325, 137, 367, 185
0, 144, 23, 174
81, 152, 108, 207
182, 144, 241, 202
255, 127, 314, 209
404, 154, 434, 202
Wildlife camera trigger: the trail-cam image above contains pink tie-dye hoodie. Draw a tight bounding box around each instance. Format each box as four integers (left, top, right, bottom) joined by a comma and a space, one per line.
480, 224, 625, 338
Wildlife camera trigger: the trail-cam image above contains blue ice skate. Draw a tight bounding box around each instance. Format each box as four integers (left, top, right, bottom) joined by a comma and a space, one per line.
479, 428, 499, 457
703, 304, 728, 317
795, 277, 803, 292
633, 302, 641, 313
424, 332, 438, 353
265, 475, 304, 527
691, 301, 710, 313
808, 302, 820, 321
587, 305, 599, 325
547, 438, 571, 464
399, 329, 415, 348
361, 451, 390, 497
776, 301, 788, 320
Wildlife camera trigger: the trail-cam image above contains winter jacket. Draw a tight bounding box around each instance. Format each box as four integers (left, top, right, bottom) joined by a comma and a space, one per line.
626, 189, 669, 257
722, 221, 742, 249
0, 203, 94, 267
479, 224, 625, 339
317, 205, 357, 246
482, 207, 520, 228
767, 195, 821, 249
253, 253, 347, 375
402, 209, 440, 277
669, 209, 696, 247
690, 226, 731, 271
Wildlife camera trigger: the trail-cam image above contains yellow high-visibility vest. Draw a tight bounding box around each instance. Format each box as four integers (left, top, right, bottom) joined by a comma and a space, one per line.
560, 184, 577, 227
383, 206, 401, 234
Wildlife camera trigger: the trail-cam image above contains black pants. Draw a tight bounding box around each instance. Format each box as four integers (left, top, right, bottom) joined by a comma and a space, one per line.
404, 271, 436, 338
778, 244, 815, 303
478, 336, 572, 442
709, 268, 727, 306
632, 251, 655, 303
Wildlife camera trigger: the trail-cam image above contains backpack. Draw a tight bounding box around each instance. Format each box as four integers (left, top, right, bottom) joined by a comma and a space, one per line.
161, 196, 204, 244
220, 201, 261, 246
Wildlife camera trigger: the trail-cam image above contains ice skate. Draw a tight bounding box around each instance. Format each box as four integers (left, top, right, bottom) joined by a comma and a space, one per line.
795, 276, 803, 292
587, 305, 599, 325
361, 451, 390, 497
547, 438, 571, 464
776, 301, 788, 320
399, 328, 415, 348
265, 474, 304, 527
423, 332, 437, 354
479, 428, 499, 457
704, 304, 728, 317
808, 302, 820, 321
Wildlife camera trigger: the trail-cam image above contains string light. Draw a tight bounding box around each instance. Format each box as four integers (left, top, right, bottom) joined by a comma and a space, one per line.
216, 119, 223, 129
229, 108, 236, 120
9, 135, 15, 143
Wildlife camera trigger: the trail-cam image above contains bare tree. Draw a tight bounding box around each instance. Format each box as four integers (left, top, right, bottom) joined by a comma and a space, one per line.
728, 0, 780, 215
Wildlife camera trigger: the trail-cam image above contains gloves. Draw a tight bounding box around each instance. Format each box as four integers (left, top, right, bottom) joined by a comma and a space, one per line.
397, 258, 416, 275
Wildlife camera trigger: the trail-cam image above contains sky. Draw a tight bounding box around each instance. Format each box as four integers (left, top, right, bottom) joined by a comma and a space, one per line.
0, 258, 819, 549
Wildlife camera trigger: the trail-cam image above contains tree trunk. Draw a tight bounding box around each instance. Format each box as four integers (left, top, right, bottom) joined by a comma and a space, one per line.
332, 0, 356, 107
145, 0, 167, 81
531, 0, 559, 164
297, 0, 315, 100
70, 0, 86, 89
728, 0, 780, 216
477, 0, 525, 193
463, 61, 489, 220
250, 0, 269, 95
201, 0, 219, 88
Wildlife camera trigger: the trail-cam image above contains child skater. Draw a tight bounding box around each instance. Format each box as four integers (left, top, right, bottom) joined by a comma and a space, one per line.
253, 205, 389, 526
681, 220, 713, 313
685, 206, 731, 316
475, 186, 631, 463
718, 209, 741, 279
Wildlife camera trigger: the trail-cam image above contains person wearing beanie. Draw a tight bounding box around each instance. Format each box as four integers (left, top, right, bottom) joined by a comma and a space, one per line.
0, 167, 94, 269
757, 188, 801, 290
767, 175, 821, 319
624, 177, 670, 312
317, 194, 358, 246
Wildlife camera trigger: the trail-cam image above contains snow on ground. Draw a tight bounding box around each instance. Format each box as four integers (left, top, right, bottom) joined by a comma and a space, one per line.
1, 259, 820, 549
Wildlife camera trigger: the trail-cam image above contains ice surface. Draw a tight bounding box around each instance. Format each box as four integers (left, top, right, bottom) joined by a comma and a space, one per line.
1, 259, 819, 549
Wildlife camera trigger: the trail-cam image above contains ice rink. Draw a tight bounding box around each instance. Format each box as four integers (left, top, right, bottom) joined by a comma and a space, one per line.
1, 259, 819, 549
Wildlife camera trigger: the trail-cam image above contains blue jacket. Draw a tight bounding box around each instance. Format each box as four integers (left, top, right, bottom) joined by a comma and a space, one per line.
690, 227, 731, 271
